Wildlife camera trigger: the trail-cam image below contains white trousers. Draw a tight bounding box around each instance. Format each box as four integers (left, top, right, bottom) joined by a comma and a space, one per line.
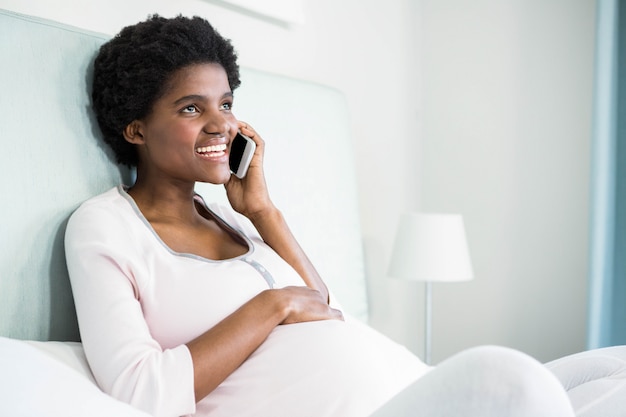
370, 345, 575, 417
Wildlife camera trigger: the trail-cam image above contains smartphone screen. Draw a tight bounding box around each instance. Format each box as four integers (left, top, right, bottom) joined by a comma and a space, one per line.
229, 132, 256, 178
229, 133, 246, 173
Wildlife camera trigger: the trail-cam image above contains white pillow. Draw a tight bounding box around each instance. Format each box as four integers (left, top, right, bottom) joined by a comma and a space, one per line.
0, 337, 151, 417
22, 339, 97, 384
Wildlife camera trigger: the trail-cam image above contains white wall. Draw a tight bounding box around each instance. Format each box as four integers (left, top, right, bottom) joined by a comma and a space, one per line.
419, 0, 596, 363
1, 0, 596, 363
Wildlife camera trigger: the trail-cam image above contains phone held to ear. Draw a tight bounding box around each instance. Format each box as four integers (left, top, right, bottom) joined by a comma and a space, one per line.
229, 131, 256, 178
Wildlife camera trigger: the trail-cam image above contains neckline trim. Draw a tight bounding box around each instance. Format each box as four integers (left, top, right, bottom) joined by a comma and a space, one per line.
117, 184, 254, 263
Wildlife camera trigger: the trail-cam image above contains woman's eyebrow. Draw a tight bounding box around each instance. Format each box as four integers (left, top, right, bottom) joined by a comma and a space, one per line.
172, 92, 233, 106
172, 94, 207, 106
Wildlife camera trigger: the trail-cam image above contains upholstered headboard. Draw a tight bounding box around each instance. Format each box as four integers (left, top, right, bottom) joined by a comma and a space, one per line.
0, 9, 368, 342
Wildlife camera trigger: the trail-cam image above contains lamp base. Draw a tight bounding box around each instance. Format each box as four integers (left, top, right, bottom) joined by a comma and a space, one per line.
424, 281, 432, 365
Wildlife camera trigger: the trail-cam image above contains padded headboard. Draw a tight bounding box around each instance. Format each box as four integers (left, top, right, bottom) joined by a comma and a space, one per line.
0, 9, 368, 342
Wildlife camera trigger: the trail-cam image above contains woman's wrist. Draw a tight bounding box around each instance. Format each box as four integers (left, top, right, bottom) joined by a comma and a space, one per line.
259, 288, 291, 323
246, 204, 282, 228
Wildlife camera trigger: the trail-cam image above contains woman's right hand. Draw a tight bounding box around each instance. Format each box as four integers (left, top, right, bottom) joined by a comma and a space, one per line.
272, 286, 344, 324
186, 285, 342, 400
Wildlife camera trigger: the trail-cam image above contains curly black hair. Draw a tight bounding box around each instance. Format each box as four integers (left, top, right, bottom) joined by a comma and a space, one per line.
92, 15, 240, 167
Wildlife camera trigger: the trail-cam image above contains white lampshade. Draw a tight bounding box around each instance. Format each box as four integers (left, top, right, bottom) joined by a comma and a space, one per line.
388, 213, 474, 282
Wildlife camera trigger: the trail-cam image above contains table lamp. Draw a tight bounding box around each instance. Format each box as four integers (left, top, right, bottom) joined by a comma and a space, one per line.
387, 213, 474, 364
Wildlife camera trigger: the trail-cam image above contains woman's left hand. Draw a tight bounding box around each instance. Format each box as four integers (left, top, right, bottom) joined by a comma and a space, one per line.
227, 123, 330, 301
225, 121, 275, 219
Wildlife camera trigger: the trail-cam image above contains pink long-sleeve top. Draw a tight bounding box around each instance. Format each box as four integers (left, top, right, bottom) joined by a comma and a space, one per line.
65, 186, 428, 417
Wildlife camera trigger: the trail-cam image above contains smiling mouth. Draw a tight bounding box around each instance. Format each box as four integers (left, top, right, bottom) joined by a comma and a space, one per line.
195, 143, 227, 157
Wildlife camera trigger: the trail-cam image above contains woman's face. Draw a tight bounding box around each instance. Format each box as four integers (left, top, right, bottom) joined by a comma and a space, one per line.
131, 63, 238, 185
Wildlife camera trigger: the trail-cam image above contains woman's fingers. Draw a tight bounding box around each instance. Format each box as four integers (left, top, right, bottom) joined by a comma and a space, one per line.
238, 121, 261, 145
279, 286, 344, 324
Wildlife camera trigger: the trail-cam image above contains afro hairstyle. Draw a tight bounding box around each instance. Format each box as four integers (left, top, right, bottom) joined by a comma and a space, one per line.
91, 14, 240, 167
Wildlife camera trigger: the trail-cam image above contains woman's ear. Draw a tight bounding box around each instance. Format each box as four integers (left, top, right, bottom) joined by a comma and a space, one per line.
123, 121, 145, 144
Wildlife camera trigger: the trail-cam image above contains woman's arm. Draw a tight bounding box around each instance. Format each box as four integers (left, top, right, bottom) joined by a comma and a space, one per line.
225, 122, 330, 300
248, 207, 330, 300
186, 285, 341, 401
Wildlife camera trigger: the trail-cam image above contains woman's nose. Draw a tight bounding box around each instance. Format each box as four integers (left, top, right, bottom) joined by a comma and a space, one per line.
202, 110, 230, 135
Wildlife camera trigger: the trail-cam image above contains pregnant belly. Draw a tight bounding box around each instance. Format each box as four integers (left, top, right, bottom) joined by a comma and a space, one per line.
195, 318, 430, 417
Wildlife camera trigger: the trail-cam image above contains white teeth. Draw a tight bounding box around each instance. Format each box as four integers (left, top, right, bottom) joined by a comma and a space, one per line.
195, 144, 227, 154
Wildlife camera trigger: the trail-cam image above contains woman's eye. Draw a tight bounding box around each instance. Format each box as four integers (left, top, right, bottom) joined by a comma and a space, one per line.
221, 102, 232, 111
181, 105, 198, 113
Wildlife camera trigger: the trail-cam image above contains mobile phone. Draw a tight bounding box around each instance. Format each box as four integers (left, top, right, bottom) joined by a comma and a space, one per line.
229, 131, 256, 178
